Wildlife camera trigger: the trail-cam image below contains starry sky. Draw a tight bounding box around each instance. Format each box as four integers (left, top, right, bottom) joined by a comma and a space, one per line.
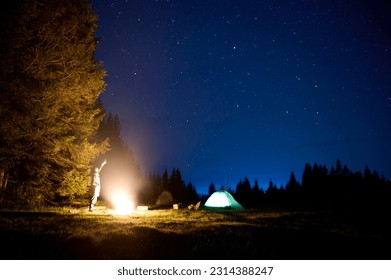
92, 0, 391, 194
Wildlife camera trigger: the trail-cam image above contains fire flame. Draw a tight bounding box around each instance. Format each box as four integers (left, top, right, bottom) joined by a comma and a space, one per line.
111, 192, 134, 215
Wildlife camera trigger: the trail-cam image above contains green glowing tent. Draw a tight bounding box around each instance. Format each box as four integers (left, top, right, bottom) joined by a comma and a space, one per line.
202, 190, 244, 210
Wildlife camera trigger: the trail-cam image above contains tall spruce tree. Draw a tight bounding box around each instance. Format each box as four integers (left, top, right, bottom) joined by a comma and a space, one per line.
169, 168, 186, 202
0, 0, 108, 203
235, 177, 252, 207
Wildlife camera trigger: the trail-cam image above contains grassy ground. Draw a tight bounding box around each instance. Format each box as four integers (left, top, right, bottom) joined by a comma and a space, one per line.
0, 201, 390, 260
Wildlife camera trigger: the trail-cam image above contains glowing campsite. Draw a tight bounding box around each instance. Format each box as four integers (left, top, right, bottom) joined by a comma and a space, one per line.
202, 190, 244, 210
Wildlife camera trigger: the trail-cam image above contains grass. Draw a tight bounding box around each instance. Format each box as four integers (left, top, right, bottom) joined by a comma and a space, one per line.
0, 200, 390, 260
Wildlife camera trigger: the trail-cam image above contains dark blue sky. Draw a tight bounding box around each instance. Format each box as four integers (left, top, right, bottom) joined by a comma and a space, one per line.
92, 0, 391, 194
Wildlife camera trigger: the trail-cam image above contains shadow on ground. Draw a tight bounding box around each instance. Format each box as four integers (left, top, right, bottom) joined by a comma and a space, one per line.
1, 226, 389, 260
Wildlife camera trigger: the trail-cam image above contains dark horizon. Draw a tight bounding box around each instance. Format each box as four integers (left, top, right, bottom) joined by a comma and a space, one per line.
137, 158, 391, 197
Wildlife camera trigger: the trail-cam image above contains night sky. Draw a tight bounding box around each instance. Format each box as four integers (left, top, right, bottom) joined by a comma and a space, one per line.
92, 0, 391, 194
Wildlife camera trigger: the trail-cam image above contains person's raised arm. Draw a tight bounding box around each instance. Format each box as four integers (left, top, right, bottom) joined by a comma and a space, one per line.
98, 159, 107, 173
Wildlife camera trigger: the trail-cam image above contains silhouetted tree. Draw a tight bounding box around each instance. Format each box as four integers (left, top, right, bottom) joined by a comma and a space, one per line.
208, 182, 216, 195
285, 172, 301, 203
315, 163, 330, 203
161, 170, 170, 192
235, 177, 252, 207
250, 180, 265, 207
169, 169, 183, 200
185, 182, 199, 203
301, 163, 316, 203
265, 180, 280, 204
96, 113, 142, 203
301, 163, 313, 190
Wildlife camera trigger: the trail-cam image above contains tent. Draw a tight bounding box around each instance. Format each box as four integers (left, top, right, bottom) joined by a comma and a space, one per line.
202, 190, 244, 210
155, 190, 174, 206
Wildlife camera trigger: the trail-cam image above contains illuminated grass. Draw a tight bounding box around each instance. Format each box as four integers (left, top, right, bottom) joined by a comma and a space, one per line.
0, 202, 390, 259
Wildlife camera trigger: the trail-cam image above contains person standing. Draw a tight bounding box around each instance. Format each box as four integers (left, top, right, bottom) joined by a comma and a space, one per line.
89, 159, 107, 212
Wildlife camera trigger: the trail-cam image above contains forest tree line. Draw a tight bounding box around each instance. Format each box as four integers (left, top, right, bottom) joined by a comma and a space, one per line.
137, 159, 391, 212
232, 160, 391, 210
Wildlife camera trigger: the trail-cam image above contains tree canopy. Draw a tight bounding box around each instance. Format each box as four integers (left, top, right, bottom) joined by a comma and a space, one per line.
0, 0, 108, 205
